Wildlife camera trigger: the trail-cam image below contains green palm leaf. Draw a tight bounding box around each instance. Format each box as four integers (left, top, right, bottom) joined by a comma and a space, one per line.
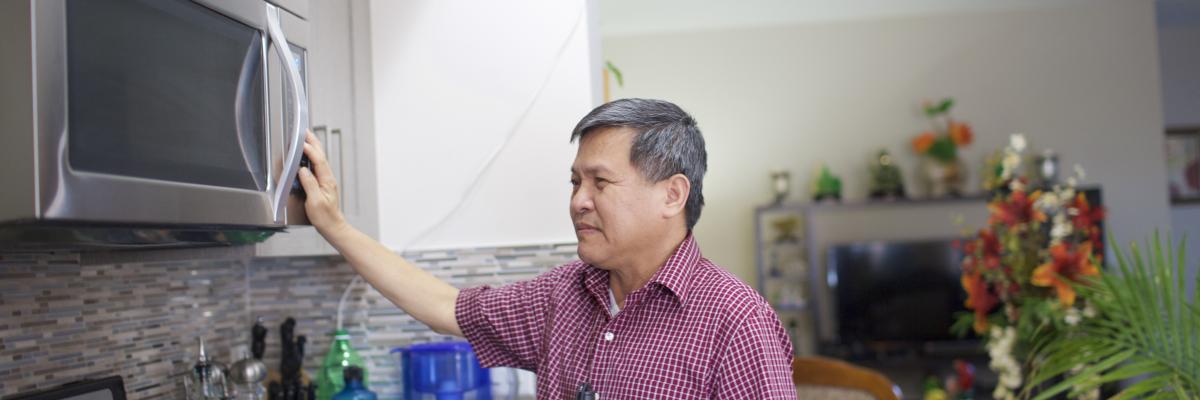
1027, 232, 1200, 399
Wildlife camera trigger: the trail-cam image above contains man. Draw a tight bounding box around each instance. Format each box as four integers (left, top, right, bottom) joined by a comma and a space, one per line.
298, 98, 796, 399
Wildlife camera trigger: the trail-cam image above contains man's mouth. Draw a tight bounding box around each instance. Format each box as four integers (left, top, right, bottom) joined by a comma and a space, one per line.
575, 223, 600, 235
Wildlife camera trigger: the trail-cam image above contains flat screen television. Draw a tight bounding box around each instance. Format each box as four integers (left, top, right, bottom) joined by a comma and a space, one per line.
827, 238, 970, 344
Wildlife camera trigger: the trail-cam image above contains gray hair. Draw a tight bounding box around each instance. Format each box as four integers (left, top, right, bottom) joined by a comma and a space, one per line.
570, 98, 707, 231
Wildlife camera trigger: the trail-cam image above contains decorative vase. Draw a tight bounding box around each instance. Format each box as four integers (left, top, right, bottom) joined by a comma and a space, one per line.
1034, 149, 1059, 189
922, 157, 967, 198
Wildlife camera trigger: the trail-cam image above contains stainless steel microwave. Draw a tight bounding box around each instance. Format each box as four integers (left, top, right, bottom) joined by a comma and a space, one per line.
0, 0, 312, 249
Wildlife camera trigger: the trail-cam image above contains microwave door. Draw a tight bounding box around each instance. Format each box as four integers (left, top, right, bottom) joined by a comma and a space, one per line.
33, 0, 278, 227
265, 4, 311, 225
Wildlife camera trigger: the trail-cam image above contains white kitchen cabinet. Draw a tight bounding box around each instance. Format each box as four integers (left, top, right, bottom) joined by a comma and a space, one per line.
265, 0, 599, 255
257, 0, 378, 257
365, 0, 599, 250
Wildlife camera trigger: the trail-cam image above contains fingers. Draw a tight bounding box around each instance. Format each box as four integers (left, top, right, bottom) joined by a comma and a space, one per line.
297, 166, 320, 199
304, 130, 328, 161
302, 138, 336, 188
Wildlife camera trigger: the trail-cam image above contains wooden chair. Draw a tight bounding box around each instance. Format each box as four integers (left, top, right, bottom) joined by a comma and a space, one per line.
792, 356, 901, 400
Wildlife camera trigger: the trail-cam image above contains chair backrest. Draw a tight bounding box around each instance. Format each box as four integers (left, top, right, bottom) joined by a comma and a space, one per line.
792, 357, 900, 400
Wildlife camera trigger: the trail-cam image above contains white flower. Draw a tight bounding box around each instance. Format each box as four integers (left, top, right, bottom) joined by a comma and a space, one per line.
1009, 179, 1026, 192
986, 326, 1023, 393
1001, 371, 1023, 389
1036, 192, 1060, 211
1074, 164, 1086, 181
994, 385, 1009, 400
1001, 153, 1021, 180
1083, 303, 1097, 318
1051, 214, 1073, 242
1010, 134, 1028, 153
1065, 307, 1082, 326
994, 385, 1020, 400
1061, 187, 1076, 200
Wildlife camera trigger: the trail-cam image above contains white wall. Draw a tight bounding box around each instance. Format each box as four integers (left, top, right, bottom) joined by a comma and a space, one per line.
368, 0, 599, 250
605, 0, 1170, 284
1158, 1, 1200, 296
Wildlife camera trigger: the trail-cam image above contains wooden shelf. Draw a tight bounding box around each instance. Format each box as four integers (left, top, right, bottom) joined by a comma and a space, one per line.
757, 193, 991, 214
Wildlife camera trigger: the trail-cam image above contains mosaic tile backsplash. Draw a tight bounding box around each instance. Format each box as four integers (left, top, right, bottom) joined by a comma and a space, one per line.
0, 242, 578, 399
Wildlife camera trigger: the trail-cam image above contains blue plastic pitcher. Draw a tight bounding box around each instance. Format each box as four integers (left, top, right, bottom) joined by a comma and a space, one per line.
393, 342, 492, 400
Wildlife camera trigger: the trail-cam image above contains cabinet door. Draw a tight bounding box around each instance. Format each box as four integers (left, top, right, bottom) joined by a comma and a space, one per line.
257, 0, 376, 257
344, 0, 378, 239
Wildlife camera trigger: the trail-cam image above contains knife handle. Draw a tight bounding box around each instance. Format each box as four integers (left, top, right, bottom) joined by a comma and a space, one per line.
252, 320, 267, 360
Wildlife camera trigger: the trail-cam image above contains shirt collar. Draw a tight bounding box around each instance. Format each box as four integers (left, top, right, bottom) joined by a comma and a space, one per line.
649, 233, 701, 306
580, 233, 702, 308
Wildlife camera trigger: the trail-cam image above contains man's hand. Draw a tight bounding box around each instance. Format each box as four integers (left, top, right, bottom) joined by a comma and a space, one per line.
297, 131, 348, 235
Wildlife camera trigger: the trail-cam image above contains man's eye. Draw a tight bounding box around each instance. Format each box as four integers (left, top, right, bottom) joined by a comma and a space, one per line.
570, 179, 580, 186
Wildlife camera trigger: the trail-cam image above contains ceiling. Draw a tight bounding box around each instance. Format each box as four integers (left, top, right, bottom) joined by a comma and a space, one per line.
598, 0, 1191, 37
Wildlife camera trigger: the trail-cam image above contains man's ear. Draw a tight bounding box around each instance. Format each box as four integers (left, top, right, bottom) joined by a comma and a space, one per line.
662, 173, 691, 219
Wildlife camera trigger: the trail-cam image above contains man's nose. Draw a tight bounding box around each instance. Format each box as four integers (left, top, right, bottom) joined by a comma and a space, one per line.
571, 187, 593, 214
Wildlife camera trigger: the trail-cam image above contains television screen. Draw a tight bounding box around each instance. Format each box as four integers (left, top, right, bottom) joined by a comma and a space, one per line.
828, 239, 968, 343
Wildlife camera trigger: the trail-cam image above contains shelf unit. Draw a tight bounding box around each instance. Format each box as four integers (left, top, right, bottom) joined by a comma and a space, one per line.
754, 203, 816, 356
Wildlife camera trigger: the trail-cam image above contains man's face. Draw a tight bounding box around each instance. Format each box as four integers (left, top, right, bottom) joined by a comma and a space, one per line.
570, 127, 664, 270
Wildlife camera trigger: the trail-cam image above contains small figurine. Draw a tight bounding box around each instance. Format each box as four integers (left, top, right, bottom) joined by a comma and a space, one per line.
811, 164, 842, 202
769, 170, 791, 205
868, 149, 906, 200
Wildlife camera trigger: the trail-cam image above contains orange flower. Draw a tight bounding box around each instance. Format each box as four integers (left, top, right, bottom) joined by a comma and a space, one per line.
962, 271, 998, 333
1074, 194, 1103, 227
1032, 242, 1100, 306
988, 189, 1047, 227
963, 229, 1002, 273
912, 131, 936, 154
949, 121, 973, 147
1070, 193, 1106, 251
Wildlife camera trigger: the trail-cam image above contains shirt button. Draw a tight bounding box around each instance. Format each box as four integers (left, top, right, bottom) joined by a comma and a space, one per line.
604, 332, 614, 341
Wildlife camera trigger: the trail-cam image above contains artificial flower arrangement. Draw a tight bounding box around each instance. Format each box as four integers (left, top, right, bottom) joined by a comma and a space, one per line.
954, 134, 1106, 400
912, 98, 975, 197
912, 98, 974, 163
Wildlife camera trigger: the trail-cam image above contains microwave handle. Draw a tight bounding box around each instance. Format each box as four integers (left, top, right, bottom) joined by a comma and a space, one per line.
266, 4, 310, 223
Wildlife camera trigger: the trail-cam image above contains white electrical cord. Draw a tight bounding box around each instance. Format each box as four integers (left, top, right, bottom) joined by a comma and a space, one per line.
335, 275, 361, 331
333, 1, 588, 338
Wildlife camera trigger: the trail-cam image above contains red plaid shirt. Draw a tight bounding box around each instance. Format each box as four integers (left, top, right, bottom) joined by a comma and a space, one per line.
456, 235, 797, 399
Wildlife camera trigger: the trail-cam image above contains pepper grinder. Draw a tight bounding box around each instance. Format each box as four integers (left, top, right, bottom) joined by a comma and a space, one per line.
229, 345, 267, 400
186, 337, 230, 400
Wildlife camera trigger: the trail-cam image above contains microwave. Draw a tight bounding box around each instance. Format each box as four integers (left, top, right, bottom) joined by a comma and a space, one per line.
0, 0, 312, 248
